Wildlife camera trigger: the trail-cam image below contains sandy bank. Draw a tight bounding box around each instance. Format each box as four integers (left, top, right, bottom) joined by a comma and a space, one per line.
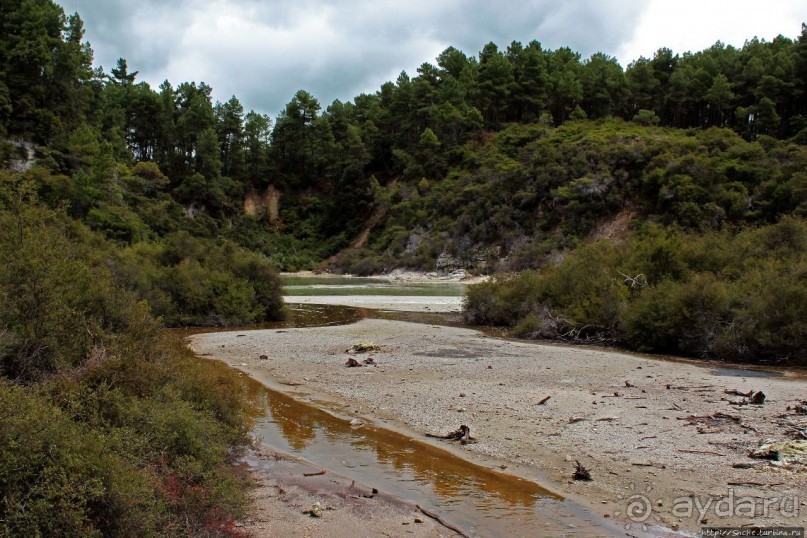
190, 319, 806, 535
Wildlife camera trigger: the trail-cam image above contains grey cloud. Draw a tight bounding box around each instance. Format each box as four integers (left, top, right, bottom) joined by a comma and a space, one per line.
59, 0, 647, 117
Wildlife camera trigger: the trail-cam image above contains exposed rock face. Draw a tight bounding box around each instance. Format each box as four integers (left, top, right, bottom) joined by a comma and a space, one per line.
436, 246, 502, 273
589, 206, 635, 241
403, 227, 426, 254
244, 185, 281, 222
7, 140, 36, 172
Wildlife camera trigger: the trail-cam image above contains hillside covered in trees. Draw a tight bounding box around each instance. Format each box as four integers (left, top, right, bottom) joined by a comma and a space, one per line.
2, 2, 806, 273
1, 2, 284, 535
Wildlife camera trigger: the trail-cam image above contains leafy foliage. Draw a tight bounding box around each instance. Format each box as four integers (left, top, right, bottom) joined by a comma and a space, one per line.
0, 197, 255, 535
465, 218, 807, 365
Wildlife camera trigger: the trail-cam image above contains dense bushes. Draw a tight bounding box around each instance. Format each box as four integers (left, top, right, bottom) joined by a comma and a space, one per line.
0, 343, 254, 536
0, 189, 258, 535
113, 232, 286, 326
465, 218, 807, 365
352, 120, 807, 273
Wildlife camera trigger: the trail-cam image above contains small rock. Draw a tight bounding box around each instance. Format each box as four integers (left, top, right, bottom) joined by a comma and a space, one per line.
259, 354, 269, 360
414, 518, 424, 523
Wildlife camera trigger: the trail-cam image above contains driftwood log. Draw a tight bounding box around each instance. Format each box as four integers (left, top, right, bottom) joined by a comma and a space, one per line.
426, 424, 476, 444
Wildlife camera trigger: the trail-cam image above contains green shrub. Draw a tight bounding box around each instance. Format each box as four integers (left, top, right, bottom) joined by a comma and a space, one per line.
466, 218, 807, 365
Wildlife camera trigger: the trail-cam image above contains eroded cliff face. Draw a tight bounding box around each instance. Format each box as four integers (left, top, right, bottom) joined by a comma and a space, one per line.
244, 185, 280, 222
5, 140, 36, 172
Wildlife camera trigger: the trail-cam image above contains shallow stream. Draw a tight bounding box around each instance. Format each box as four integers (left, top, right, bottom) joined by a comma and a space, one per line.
186, 275, 630, 536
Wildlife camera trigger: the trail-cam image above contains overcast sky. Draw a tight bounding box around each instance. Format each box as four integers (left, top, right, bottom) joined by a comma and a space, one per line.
59, 0, 806, 118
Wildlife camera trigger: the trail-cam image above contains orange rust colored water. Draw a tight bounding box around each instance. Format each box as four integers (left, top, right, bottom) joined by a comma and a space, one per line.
218, 356, 624, 536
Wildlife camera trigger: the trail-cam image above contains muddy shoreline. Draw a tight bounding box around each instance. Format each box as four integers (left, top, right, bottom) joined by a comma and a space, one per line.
189, 316, 806, 536
237, 444, 451, 537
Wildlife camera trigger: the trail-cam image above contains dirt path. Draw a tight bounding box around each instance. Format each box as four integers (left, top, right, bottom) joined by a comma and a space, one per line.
190, 319, 806, 535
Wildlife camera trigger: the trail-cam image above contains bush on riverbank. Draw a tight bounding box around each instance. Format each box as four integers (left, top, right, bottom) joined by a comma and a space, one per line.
0, 191, 258, 535
465, 218, 807, 366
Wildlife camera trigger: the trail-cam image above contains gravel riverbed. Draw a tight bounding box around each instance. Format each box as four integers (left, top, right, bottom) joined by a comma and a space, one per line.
190, 317, 806, 535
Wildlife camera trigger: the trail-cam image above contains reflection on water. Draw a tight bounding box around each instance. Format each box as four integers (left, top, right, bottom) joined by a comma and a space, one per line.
710, 367, 783, 378
238, 371, 615, 536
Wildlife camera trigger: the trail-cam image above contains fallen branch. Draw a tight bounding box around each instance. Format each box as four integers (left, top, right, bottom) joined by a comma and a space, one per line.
347, 341, 381, 353
678, 448, 726, 456
425, 424, 476, 444
725, 389, 753, 398
303, 470, 326, 477
536, 395, 551, 405
727, 481, 784, 487
697, 427, 724, 434
732, 462, 763, 469
416, 505, 472, 538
